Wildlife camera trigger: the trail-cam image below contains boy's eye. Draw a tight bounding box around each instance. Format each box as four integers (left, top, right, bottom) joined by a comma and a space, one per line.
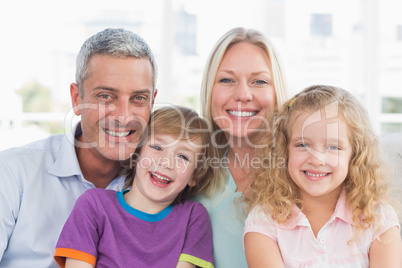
150, 145, 162, 151
178, 154, 190, 161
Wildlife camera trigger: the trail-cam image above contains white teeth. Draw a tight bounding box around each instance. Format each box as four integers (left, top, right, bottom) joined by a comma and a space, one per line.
228, 110, 256, 117
305, 172, 328, 177
105, 129, 131, 137
152, 172, 171, 182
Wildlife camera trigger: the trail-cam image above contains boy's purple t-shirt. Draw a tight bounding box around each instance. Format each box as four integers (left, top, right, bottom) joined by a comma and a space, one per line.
54, 188, 214, 268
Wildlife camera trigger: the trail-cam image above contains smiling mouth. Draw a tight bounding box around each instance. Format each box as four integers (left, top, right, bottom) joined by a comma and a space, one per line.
151, 172, 172, 185
104, 129, 133, 137
304, 171, 330, 177
227, 110, 257, 117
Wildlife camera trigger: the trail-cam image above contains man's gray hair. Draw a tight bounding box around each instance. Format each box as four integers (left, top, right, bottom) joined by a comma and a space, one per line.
76, 28, 157, 96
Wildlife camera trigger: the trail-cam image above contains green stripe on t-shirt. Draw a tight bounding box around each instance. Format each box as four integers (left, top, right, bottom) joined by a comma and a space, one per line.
178, 253, 214, 268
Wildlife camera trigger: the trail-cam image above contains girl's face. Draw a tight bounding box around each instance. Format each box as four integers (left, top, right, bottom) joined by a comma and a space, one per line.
287, 108, 352, 201
131, 133, 202, 210
211, 42, 276, 141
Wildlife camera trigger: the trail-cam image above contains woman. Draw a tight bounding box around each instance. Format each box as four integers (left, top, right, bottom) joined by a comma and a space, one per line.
194, 27, 289, 267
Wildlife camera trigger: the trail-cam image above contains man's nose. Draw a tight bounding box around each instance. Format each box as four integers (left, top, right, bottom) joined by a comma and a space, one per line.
107, 98, 134, 124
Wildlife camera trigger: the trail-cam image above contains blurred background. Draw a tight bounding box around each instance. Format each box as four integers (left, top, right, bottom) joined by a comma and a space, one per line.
1, 0, 402, 151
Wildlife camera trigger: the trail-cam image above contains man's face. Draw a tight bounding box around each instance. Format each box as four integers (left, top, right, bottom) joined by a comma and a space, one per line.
71, 54, 156, 161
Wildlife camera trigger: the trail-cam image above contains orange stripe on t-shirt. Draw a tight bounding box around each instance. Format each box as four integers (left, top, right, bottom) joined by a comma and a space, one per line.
54, 248, 96, 267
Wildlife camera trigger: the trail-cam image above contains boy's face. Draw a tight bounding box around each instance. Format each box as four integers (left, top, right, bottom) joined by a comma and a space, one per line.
287, 108, 352, 202
131, 134, 202, 211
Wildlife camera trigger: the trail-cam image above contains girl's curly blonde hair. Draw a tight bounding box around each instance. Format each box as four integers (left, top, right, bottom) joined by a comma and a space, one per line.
244, 85, 390, 237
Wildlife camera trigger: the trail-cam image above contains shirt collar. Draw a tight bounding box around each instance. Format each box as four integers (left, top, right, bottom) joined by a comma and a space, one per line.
276, 189, 354, 229
48, 122, 83, 178
332, 189, 354, 225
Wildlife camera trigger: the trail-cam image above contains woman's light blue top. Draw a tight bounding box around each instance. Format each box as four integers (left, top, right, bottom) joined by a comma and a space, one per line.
193, 168, 247, 268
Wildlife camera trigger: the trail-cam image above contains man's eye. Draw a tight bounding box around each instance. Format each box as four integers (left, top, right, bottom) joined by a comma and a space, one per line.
98, 94, 111, 100
150, 145, 162, 151
178, 154, 190, 161
133, 95, 148, 102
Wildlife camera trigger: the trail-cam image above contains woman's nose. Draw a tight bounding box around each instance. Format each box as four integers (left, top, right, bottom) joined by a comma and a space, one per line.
233, 83, 253, 102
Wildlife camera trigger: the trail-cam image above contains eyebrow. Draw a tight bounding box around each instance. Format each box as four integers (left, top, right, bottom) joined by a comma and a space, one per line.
93, 87, 151, 95
217, 70, 271, 76
291, 136, 348, 145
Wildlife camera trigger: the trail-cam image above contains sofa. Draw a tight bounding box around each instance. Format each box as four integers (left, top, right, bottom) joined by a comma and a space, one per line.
380, 132, 402, 237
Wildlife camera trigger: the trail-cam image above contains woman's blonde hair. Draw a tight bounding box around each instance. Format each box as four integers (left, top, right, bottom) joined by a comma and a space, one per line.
123, 105, 221, 202
200, 27, 289, 192
245, 85, 390, 236
201, 27, 288, 152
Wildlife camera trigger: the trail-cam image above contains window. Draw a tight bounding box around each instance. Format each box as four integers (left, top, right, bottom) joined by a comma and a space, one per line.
311, 13, 332, 37
397, 25, 402, 41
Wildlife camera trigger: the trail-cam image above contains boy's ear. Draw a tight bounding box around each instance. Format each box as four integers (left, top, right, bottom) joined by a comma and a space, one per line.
188, 178, 197, 187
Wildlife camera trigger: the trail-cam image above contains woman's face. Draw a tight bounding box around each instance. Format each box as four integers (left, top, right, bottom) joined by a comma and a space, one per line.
211, 42, 276, 143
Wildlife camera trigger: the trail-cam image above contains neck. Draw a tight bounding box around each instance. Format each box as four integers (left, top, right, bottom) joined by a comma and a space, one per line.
124, 186, 171, 214
226, 141, 256, 193
75, 146, 122, 189
300, 188, 342, 237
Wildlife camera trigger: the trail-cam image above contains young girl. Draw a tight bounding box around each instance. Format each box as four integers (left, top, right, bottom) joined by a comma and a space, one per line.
54, 106, 216, 268
243, 85, 402, 268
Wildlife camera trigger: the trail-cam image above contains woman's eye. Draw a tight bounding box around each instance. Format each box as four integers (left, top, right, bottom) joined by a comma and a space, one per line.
150, 145, 162, 151
178, 154, 190, 161
254, 80, 268, 85
219, 78, 233, 84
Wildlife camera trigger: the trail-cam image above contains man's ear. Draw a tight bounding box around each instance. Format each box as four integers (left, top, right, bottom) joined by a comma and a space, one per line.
151, 89, 158, 105
70, 83, 82, 116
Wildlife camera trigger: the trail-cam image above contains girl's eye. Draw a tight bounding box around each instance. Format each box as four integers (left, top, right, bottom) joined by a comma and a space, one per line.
150, 145, 162, 151
178, 154, 190, 161
296, 143, 309, 148
219, 78, 233, 84
328, 145, 340, 150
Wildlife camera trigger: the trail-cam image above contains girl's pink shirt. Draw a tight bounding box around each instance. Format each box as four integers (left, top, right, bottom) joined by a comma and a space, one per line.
244, 190, 400, 268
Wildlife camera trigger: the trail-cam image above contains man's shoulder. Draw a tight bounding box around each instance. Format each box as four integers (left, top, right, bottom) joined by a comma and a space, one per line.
0, 133, 65, 158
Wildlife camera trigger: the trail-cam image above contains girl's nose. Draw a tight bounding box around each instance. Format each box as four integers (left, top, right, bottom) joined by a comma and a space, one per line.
307, 149, 326, 166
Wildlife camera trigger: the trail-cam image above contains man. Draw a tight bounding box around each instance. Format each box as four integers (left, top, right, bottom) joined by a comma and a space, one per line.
0, 28, 157, 267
